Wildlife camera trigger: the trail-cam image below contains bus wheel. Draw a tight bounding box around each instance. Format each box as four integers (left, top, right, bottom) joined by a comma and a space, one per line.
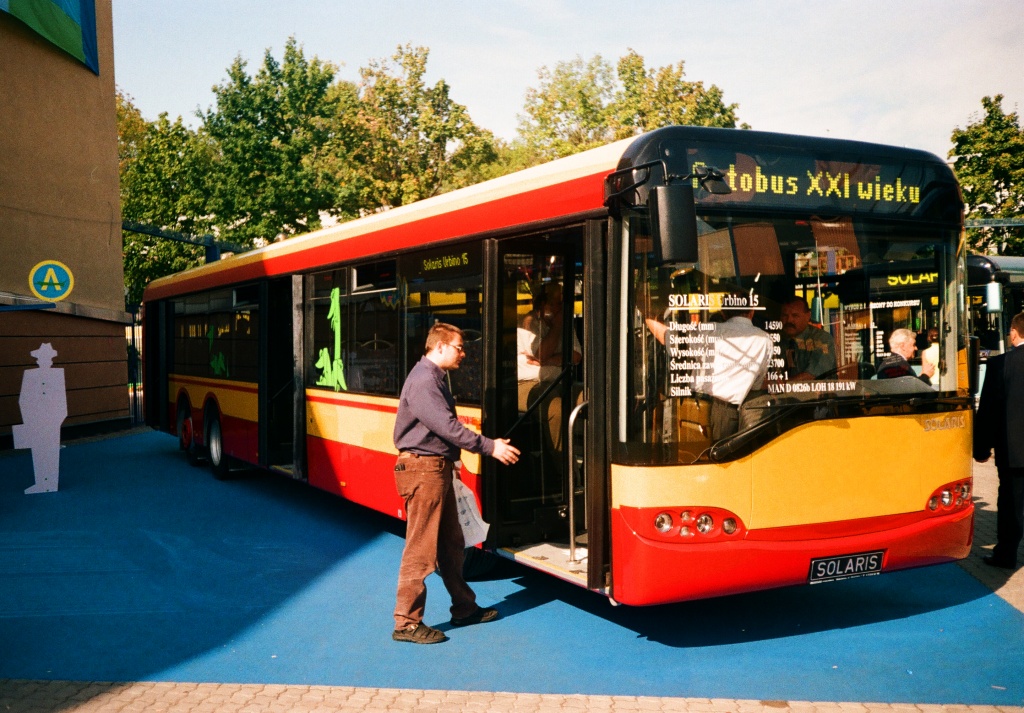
177, 405, 203, 466
207, 412, 231, 480
463, 546, 497, 580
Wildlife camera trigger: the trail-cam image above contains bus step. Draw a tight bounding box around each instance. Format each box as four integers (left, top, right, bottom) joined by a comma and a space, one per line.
269, 464, 298, 479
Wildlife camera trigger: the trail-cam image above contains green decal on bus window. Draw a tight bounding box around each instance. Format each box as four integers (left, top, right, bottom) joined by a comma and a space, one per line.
207, 324, 229, 377
316, 287, 348, 391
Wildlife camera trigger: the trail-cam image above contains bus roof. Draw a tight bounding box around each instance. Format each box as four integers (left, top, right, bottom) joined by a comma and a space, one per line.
143, 126, 958, 302
143, 136, 635, 301
617, 126, 951, 169
968, 254, 1024, 284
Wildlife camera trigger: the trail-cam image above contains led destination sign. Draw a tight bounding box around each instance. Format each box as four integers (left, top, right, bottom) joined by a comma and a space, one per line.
662, 140, 955, 218
693, 161, 922, 206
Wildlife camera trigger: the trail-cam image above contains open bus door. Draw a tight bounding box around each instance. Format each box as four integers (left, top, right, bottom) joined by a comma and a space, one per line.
262, 276, 302, 478
483, 225, 608, 592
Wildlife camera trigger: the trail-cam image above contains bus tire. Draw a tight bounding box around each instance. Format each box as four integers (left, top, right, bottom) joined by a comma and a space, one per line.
463, 546, 497, 580
177, 402, 203, 467
207, 411, 231, 480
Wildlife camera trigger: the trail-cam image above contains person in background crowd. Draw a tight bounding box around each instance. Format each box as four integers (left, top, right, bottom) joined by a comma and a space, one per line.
780, 296, 836, 381
973, 312, 1024, 570
696, 302, 772, 440
876, 328, 934, 385
921, 327, 940, 372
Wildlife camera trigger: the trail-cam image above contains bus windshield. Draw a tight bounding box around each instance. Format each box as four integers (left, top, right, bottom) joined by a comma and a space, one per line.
621, 211, 963, 464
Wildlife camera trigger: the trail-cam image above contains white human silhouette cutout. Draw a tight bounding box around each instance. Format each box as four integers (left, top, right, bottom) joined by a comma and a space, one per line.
13, 343, 67, 494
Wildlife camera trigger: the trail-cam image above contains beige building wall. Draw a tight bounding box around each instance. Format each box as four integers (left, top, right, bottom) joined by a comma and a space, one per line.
0, 0, 128, 446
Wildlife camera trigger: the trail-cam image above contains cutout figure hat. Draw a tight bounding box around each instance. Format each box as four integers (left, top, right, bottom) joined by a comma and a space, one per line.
30, 342, 58, 363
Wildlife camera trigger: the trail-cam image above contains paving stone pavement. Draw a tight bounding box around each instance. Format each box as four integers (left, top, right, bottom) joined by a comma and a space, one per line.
2, 452, 1021, 713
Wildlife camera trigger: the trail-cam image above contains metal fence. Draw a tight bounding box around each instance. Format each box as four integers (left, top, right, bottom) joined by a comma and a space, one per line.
126, 305, 143, 425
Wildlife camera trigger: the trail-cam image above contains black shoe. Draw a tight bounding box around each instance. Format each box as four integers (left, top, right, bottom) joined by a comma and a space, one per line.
982, 555, 1017, 570
392, 623, 448, 644
450, 606, 498, 627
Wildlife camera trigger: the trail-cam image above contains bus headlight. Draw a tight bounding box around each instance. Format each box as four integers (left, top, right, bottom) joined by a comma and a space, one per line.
722, 518, 737, 535
941, 490, 953, 507
654, 512, 674, 533
696, 513, 714, 534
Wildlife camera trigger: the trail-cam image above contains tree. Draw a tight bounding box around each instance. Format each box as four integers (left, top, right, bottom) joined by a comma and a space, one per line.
345, 44, 496, 209
517, 54, 617, 159
517, 50, 745, 161
308, 78, 371, 220
202, 37, 340, 245
610, 50, 744, 138
950, 95, 1024, 255
118, 91, 208, 306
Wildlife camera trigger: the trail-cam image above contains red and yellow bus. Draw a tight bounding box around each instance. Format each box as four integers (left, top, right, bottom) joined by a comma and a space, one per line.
143, 126, 973, 606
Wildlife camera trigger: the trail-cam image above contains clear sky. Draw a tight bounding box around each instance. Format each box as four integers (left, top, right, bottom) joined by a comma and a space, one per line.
112, 0, 1024, 161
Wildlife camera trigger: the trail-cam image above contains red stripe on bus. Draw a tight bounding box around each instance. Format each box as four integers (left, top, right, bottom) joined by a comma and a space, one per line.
306, 393, 480, 427
306, 393, 398, 413
306, 436, 404, 517
144, 173, 606, 300
171, 375, 258, 394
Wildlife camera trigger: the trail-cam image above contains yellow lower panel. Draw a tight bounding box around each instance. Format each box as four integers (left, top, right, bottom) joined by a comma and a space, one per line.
612, 458, 753, 524
170, 376, 257, 420
305, 389, 483, 473
611, 411, 971, 529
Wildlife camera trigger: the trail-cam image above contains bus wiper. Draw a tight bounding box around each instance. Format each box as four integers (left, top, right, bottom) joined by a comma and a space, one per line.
704, 402, 805, 463
858, 393, 972, 409
707, 393, 973, 463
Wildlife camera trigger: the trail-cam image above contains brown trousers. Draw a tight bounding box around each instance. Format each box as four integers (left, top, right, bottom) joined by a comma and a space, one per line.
393, 453, 476, 629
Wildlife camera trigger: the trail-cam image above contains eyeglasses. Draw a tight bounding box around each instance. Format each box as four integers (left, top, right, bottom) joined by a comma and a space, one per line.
447, 342, 465, 353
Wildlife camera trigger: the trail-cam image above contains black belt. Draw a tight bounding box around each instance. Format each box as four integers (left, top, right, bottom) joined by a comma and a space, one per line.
395, 452, 451, 472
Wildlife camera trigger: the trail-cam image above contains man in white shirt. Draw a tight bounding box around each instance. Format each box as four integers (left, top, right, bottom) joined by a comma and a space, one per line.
699, 307, 772, 440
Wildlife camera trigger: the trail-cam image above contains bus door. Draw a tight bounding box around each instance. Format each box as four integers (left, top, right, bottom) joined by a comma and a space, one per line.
262, 277, 299, 477
491, 230, 587, 559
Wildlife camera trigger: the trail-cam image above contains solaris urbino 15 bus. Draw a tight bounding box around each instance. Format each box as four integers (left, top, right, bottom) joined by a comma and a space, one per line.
142, 126, 973, 606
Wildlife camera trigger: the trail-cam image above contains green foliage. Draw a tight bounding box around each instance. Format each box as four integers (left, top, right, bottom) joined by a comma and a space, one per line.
344, 44, 496, 208
202, 37, 340, 245
518, 50, 745, 161
118, 42, 748, 304
611, 50, 744, 137
118, 91, 207, 306
518, 54, 618, 159
950, 95, 1024, 255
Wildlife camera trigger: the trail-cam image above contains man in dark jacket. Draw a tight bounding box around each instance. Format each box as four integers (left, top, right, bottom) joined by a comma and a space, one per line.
391, 322, 519, 643
974, 312, 1024, 570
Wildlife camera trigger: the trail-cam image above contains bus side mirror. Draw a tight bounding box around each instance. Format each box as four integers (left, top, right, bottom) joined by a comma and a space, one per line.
985, 281, 1002, 313
969, 335, 980, 397
649, 184, 699, 263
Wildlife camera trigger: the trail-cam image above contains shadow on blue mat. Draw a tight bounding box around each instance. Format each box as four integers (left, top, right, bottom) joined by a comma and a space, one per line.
1, 430, 397, 681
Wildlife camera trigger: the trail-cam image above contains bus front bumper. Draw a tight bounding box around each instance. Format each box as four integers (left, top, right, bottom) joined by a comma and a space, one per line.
609, 505, 974, 606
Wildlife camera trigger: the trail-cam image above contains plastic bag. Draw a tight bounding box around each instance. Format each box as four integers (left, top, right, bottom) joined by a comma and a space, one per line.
453, 478, 489, 547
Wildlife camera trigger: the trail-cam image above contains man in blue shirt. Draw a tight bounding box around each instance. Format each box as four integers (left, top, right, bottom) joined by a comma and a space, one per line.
392, 322, 519, 644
